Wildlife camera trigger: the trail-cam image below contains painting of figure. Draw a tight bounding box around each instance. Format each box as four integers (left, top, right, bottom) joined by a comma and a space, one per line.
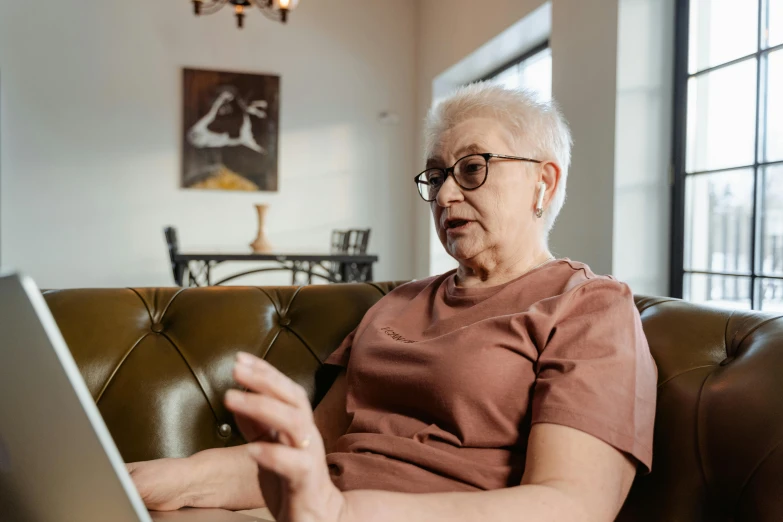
182, 68, 279, 191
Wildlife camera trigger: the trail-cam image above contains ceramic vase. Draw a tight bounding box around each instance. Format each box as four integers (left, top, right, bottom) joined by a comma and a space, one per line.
249, 204, 273, 253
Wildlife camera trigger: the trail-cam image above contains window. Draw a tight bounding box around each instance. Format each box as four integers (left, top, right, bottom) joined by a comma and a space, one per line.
481, 42, 552, 102
671, 0, 783, 311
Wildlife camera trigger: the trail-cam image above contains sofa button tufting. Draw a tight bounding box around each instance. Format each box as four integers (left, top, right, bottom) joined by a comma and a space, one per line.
279, 317, 291, 327
151, 323, 164, 333
218, 423, 232, 437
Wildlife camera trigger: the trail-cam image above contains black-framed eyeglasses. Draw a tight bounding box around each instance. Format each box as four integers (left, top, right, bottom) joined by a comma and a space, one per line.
414, 152, 542, 202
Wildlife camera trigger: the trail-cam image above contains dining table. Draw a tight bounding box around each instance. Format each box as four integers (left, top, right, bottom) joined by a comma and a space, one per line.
171, 250, 379, 287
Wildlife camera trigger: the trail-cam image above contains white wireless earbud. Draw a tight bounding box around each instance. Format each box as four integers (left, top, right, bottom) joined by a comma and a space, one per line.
535, 182, 547, 218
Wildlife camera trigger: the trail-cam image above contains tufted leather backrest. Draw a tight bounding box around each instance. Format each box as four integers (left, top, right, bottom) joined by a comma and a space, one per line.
42, 283, 401, 462
42, 286, 783, 520
617, 297, 783, 521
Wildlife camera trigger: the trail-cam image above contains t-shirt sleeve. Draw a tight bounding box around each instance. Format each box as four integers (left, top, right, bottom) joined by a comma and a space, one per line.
324, 328, 357, 368
531, 279, 657, 473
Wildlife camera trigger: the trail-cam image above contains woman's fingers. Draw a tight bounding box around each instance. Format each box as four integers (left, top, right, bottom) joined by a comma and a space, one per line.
246, 442, 311, 487
228, 353, 320, 452
234, 411, 279, 443
233, 352, 311, 410
225, 389, 316, 450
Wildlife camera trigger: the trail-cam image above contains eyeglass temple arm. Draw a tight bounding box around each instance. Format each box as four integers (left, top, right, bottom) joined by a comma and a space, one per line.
488, 153, 542, 164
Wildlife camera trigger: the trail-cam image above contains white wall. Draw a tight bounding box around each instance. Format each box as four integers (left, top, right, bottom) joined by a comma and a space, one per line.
0, 0, 417, 288
414, 0, 673, 292
613, 0, 674, 295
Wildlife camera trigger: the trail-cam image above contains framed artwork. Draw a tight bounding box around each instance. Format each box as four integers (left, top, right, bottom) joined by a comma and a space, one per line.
182, 68, 280, 192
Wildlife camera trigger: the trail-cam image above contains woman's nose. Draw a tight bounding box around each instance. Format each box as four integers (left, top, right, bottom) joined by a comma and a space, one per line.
435, 175, 464, 207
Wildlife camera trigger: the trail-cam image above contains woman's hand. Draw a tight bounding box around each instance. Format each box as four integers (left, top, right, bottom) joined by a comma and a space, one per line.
225, 352, 346, 522
126, 458, 192, 511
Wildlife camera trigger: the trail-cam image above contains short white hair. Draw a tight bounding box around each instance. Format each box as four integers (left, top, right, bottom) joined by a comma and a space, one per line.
424, 83, 572, 232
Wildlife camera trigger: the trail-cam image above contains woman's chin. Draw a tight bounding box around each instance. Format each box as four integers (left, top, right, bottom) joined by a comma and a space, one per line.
446, 241, 480, 263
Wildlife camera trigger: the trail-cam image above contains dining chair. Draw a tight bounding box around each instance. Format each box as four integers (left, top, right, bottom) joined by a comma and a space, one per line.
163, 226, 185, 286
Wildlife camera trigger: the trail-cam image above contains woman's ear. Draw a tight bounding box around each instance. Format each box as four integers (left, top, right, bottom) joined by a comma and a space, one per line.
540, 161, 561, 209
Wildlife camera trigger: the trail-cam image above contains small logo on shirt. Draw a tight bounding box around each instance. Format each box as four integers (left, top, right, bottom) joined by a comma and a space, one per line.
379, 326, 416, 344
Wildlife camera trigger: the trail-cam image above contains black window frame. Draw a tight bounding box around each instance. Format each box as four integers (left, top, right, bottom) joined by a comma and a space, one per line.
670, 0, 783, 309
477, 40, 551, 84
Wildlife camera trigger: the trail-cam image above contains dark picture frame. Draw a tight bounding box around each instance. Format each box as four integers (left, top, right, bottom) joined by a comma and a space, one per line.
182, 68, 280, 192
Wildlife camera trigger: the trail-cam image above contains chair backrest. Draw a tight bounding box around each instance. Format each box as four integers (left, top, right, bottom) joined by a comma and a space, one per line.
43, 283, 402, 463
348, 229, 371, 255
616, 296, 783, 522
329, 229, 370, 282
330, 230, 350, 254
163, 227, 184, 286
328, 230, 350, 282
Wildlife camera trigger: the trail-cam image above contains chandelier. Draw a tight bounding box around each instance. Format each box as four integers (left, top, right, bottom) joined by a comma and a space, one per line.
192, 0, 300, 28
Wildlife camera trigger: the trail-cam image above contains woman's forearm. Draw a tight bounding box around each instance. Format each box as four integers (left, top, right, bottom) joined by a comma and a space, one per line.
342, 484, 588, 522
186, 445, 267, 511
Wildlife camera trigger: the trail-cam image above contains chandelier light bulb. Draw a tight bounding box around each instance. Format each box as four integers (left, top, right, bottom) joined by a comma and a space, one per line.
273, 0, 299, 11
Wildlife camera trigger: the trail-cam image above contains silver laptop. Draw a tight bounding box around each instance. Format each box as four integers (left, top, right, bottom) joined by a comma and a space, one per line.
0, 273, 266, 522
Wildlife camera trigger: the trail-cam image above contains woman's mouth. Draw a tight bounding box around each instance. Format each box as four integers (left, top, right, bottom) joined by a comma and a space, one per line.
445, 219, 472, 234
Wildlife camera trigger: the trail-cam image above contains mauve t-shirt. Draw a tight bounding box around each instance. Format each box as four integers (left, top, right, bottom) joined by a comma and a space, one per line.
324, 259, 656, 493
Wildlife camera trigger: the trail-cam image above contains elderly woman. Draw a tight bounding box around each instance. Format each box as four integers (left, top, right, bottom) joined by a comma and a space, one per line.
128, 84, 657, 522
